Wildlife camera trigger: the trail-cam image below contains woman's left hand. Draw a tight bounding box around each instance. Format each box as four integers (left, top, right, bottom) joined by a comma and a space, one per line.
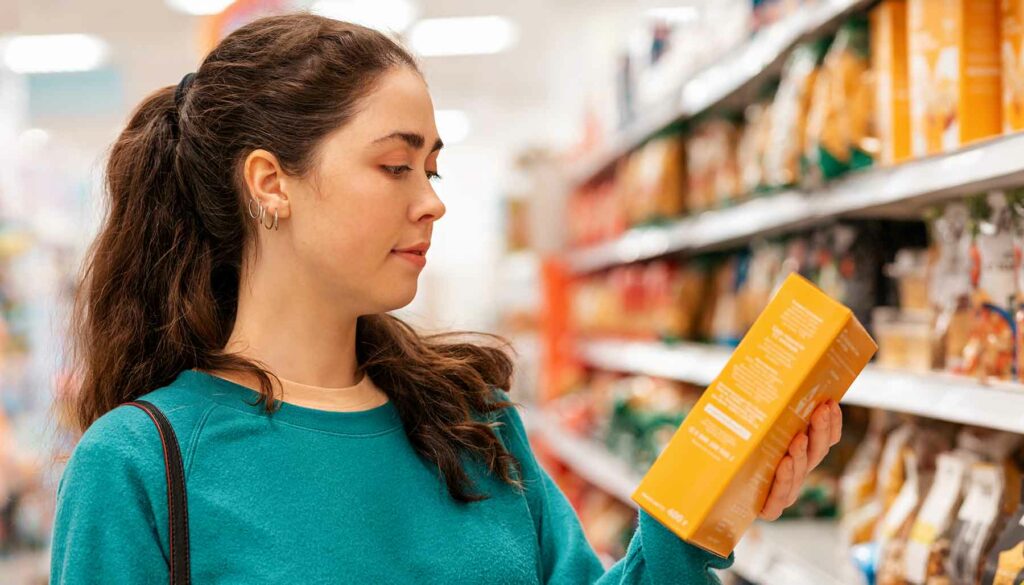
759, 399, 843, 521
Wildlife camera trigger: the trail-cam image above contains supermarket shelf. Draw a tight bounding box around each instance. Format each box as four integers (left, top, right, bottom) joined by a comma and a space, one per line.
734, 520, 860, 585
565, 132, 1024, 273
568, 0, 871, 187
577, 339, 1024, 434
578, 338, 726, 386
524, 406, 642, 504
524, 406, 858, 585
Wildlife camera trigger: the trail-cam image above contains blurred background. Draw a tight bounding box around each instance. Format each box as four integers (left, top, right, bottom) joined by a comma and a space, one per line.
7, 0, 1024, 583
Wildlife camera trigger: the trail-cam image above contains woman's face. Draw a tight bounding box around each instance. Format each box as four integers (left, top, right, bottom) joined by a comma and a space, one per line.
282, 66, 446, 315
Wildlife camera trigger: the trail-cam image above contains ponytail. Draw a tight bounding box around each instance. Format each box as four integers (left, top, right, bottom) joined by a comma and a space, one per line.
69, 87, 219, 431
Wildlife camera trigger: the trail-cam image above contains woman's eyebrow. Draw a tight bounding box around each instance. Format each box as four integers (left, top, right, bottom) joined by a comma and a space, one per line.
373, 131, 444, 153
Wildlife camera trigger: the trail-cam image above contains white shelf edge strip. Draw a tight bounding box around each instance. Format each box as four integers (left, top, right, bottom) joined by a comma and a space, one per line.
565, 132, 1024, 274
526, 407, 642, 504
569, 0, 871, 185
524, 406, 854, 585
577, 339, 1024, 434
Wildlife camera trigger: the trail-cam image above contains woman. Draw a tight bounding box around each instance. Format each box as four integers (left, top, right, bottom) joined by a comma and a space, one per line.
50, 13, 843, 584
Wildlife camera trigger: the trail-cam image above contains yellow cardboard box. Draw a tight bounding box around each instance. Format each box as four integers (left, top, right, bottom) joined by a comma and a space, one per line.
1004, 0, 1024, 131
872, 0, 911, 165
908, 0, 1002, 156
631, 273, 877, 558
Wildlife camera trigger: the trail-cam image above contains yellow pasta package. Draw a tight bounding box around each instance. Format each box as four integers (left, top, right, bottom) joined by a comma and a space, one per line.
632, 273, 877, 557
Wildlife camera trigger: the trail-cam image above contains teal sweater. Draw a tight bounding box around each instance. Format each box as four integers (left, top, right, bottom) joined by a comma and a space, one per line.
50, 369, 734, 583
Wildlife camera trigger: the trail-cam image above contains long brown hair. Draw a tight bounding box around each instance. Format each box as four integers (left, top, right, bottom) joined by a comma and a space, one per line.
66, 13, 522, 503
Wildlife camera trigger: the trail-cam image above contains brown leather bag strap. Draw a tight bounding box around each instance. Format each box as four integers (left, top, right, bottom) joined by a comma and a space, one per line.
125, 400, 191, 585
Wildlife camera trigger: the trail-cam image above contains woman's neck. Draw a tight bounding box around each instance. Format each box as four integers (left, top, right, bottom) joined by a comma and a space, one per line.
225, 259, 362, 388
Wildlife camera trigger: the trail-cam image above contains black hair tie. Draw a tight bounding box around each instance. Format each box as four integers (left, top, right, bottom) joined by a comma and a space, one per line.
174, 72, 196, 111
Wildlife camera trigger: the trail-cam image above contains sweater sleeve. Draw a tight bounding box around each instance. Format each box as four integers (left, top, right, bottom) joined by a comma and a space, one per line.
491, 390, 735, 585
50, 405, 171, 584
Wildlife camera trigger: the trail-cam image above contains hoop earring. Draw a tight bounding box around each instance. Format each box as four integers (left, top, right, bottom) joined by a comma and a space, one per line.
262, 208, 279, 231
246, 198, 263, 220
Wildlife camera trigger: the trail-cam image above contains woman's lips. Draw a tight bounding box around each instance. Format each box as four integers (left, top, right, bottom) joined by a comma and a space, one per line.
391, 249, 426, 268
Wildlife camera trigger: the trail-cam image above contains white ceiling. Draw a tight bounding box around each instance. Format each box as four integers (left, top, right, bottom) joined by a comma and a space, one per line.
2, 0, 717, 155
3, 2, 602, 143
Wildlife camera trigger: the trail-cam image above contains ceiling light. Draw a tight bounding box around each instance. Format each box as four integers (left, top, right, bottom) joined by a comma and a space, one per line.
17, 128, 50, 151
165, 0, 236, 15
2, 34, 110, 74
409, 16, 518, 57
644, 6, 699, 23
311, 0, 419, 33
435, 110, 470, 144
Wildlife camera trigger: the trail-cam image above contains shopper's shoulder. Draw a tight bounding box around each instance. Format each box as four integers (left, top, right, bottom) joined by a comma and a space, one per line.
66, 403, 166, 487
72, 374, 218, 470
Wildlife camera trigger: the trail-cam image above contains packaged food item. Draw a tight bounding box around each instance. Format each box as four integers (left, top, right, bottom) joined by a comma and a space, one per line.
686, 119, 741, 211
666, 263, 711, 343
804, 16, 876, 184
1004, 0, 1024, 133
930, 204, 974, 371
567, 180, 629, 247
960, 192, 1018, 381
653, 134, 687, 221
1011, 191, 1024, 384
643, 261, 673, 340
632, 273, 877, 557
605, 375, 696, 471
738, 239, 786, 333
618, 152, 644, 228
880, 425, 915, 503
908, 0, 1002, 156
961, 427, 1024, 464
983, 468, 1024, 585
877, 451, 930, 585
765, 41, 827, 188
708, 255, 744, 346
626, 132, 688, 226
873, 307, 935, 374
696, 257, 729, 344
888, 248, 932, 312
876, 427, 953, 585
948, 462, 1021, 584
871, 0, 912, 165
839, 410, 899, 545
904, 452, 975, 584
736, 100, 773, 196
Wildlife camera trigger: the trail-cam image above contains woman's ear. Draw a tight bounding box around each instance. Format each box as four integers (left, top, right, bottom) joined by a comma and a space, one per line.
243, 149, 292, 220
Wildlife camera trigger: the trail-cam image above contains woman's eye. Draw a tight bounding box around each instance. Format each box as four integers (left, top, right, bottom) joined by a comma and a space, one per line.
382, 165, 412, 176
383, 165, 442, 182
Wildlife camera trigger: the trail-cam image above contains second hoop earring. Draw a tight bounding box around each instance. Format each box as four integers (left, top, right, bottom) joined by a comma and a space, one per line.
263, 208, 279, 231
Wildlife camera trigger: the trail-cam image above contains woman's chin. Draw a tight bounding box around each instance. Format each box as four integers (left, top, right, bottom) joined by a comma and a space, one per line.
378, 281, 418, 311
